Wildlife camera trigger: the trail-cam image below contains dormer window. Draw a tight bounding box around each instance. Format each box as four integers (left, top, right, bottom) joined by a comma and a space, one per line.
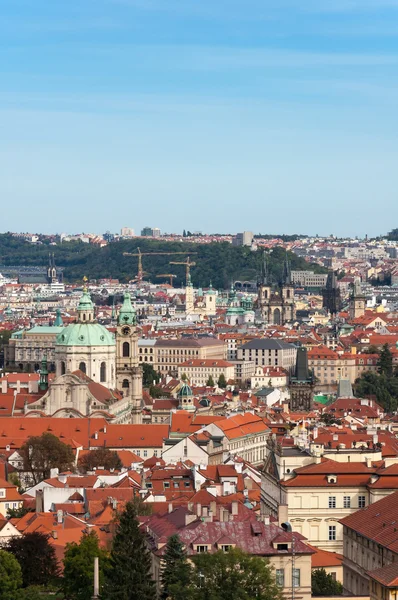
277, 543, 289, 551
327, 475, 337, 484
196, 545, 208, 553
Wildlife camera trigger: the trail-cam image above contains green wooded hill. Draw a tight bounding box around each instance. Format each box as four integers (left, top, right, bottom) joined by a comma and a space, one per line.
0, 234, 326, 288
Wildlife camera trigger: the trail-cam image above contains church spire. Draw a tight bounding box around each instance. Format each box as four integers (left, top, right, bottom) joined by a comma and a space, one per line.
282, 251, 291, 285
118, 292, 136, 326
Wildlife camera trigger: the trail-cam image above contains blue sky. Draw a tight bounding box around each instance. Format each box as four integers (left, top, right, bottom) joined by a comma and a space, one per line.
1, 0, 398, 237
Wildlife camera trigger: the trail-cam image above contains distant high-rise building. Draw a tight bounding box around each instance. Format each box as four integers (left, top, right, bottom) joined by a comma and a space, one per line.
120, 227, 135, 238
103, 231, 115, 242
232, 231, 253, 247
141, 226, 161, 237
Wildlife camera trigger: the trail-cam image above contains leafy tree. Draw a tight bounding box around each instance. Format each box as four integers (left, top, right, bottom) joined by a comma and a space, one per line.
217, 374, 227, 389
7, 532, 59, 587
0, 234, 326, 288
367, 345, 380, 355
161, 535, 192, 600
142, 363, 161, 387
312, 568, 343, 596
6, 505, 31, 519
378, 344, 393, 377
149, 384, 165, 399
355, 370, 398, 413
181, 373, 187, 381
190, 548, 283, 600
16, 585, 55, 600
102, 501, 156, 600
206, 375, 215, 387
0, 549, 23, 600
78, 448, 122, 473
19, 432, 75, 485
63, 531, 109, 600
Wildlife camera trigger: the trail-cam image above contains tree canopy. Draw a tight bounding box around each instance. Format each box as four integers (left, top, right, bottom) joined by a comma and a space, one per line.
312, 569, 343, 596
0, 549, 23, 600
161, 535, 192, 600
189, 548, 284, 600
78, 448, 122, 473
6, 532, 59, 588
355, 369, 398, 413
19, 432, 75, 485
0, 234, 326, 287
63, 531, 110, 600
102, 501, 156, 600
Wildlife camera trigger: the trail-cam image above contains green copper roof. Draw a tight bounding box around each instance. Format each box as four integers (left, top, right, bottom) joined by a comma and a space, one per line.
27, 326, 64, 335
77, 291, 94, 312
56, 323, 115, 346
118, 292, 136, 326
177, 382, 193, 398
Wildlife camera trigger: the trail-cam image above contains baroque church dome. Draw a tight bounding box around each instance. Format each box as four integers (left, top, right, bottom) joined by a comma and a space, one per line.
56, 290, 115, 347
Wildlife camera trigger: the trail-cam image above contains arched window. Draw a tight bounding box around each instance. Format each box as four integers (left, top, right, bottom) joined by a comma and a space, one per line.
100, 362, 106, 383
123, 342, 130, 358
79, 362, 86, 374
122, 379, 129, 388
61, 361, 66, 375
83, 313, 86, 321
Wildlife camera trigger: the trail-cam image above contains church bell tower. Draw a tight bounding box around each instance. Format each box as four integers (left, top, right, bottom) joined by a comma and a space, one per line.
116, 293, 143, 424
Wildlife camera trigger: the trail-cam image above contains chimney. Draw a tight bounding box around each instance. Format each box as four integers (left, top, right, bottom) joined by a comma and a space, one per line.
168, 503, 173, 514
196, 503, 202, 517
94, 432, 98, 440
210, 501, 217, 515
278, 504, 289, 527
263, 515, 270, 526
231, 501, 239, 516
315, 456, 322, 464
366, 457, 372, 468
223, 508, 229, 522
16, 380, 21, 393
57, 510, 63, 524
1, 380, 7, 394
185, 513, 197, 526
52, 530, 58, 539
58, 474, 67, 484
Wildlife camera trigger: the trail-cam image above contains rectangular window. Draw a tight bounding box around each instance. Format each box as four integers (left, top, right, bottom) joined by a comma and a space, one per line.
329, 526, 337, 541
328, 496, 336, 509
358, 496, 366, 508
196, 546, 208, 553
164, 482, 170, 489
143, 450, 148, 457
343, 496, 351, 508
276, 569, 285, 587
292, 569, 300, 588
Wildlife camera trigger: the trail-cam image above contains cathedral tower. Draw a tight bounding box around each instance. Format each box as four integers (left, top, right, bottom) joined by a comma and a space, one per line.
349, 280, 366, 320
322, 271, 341, 316
257, 251, 295, 325
116, 292, 143, 424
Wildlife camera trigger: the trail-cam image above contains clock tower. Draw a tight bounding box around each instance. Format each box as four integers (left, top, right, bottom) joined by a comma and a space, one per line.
116, 292, 143, 424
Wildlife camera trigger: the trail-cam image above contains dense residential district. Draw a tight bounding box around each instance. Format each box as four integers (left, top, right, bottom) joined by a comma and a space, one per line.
2, 230, 398, 599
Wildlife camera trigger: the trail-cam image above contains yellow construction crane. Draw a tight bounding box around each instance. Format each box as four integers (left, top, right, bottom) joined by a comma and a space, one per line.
156, 274, 177, 287
169, 256, 196, 285
123, 248, 197, 283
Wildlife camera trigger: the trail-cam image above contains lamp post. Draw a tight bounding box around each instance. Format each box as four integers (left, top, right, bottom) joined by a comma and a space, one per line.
281, 521, 295, 600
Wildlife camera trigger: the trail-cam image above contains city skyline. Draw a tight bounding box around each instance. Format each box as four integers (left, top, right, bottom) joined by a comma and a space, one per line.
2, 0, 398, 236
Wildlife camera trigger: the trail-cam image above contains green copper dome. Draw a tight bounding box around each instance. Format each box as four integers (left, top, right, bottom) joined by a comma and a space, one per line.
56, 323, 115, 347
177, 382, 193, 398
